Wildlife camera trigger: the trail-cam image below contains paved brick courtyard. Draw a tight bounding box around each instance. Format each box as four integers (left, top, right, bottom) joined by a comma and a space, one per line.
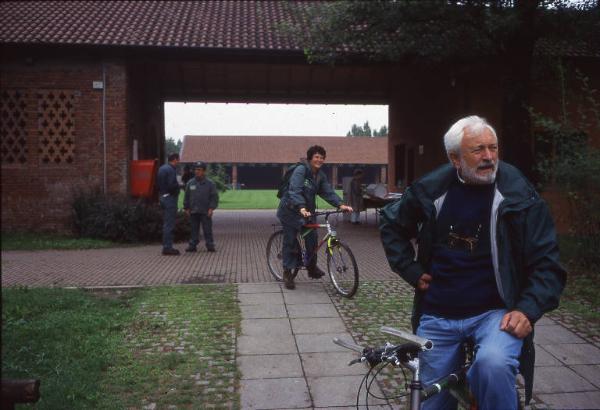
1, 209, 396, 287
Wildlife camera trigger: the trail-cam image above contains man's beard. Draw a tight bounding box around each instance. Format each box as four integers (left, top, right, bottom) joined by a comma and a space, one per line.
459, 157, 497, 184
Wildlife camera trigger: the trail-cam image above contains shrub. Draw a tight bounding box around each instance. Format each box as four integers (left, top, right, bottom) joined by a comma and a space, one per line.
531, 66, 600, 269
72, 190, 190, 243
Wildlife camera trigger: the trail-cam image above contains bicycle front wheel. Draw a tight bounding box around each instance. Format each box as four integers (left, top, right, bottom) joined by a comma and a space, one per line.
327, 240, 359, 297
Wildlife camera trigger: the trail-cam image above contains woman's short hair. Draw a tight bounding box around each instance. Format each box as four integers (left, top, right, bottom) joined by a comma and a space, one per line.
307, 145, 327, 160
443, 115, 497, 161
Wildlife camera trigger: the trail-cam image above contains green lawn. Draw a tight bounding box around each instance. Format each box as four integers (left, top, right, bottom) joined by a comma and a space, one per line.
178, 189, 343, 210
1, 285, 240, 409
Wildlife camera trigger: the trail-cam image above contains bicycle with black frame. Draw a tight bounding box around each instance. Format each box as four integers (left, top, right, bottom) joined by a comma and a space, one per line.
266, 210, 359, 297
333, 326, 524, 410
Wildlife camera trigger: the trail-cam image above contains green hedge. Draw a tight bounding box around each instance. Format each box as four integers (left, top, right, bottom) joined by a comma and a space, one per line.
72, 190, 190, 243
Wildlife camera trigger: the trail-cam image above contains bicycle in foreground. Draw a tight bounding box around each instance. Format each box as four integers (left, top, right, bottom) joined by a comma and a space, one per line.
266, 210, 359, 297
333, 326, 523, 410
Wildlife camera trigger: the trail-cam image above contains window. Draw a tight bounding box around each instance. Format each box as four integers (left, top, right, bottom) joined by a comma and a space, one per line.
1, 90, 28, 164
37, 90, 76, 164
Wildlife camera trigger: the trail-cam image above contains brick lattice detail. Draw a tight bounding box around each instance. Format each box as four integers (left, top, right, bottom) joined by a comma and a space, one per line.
0, 90, 28, 164
37, 90, 76, 164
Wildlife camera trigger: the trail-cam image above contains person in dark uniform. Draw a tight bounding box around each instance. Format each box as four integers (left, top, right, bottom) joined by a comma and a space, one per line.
157, 152, 181, 255
277, 145, 353, 289
183, 161, 219, 252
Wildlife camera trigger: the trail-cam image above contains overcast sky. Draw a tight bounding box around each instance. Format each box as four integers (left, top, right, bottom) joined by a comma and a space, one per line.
164, 102, 388, 141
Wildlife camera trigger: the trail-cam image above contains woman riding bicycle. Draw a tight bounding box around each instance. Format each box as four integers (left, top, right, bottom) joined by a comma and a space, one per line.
277, 145, 352, 289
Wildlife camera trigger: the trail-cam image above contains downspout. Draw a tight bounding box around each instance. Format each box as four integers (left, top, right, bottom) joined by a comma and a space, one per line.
102, 63, 107, 195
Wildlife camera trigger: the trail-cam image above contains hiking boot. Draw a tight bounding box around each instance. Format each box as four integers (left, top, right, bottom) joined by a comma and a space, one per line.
307, 266, 326, 279
283, 269, 295, 289
206, 246, 216, 252
185, 246, 197, 252
162, 248, 180, 256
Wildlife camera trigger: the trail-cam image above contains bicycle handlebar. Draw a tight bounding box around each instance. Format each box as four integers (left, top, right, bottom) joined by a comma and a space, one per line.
309, 210, 344, 218
333, 337, 423, 367
380, 326, 433, 350
332, 337, 364, 353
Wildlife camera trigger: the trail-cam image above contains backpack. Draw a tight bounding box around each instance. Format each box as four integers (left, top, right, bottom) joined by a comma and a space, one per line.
276, 162, 306, 199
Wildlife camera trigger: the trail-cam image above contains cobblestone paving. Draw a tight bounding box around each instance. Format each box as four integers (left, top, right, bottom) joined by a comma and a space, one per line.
326, 280, 600, 410
1, 209, 397, 287
103, 285, 240, 409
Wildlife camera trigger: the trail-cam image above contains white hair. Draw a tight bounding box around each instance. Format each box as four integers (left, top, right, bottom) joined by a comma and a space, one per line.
443, 115, 497, 161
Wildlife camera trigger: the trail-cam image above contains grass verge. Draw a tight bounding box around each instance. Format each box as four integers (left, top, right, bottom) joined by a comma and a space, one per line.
1, 232, 117, 251
2, 285, 241, 409
178, 189, 343, 210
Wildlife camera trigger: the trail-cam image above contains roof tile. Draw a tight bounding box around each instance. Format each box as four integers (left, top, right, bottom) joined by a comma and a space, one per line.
180, 135, 388, 165
0, 0, 312, 51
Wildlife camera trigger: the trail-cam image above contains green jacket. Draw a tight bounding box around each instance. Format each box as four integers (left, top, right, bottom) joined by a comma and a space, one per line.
278, 161, 342, 224
379, 161, 566, 403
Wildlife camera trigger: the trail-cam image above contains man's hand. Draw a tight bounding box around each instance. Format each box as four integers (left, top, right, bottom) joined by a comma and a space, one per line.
207, 209, 214, 218
184, 209, 190, 216
417, 273, 432, 291
500, 310, 532, 339
300, 208, 311, 218
339, 205, 353, 213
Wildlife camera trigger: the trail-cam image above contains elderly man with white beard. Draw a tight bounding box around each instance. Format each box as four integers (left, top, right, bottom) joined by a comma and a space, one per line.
379, 115, 566, 410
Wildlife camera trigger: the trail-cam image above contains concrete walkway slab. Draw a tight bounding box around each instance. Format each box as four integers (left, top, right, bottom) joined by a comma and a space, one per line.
239, 354, 303, 379
237, 282, 391, 409
240, 304, 287, 319
296, 333, 355, 353
307, 375, 388, 407
533, 366, 596, 393
283, 291, 332, 305
535, 345, 563, 366
241, 318, 291, 336
238, 333, 297, 355
238, 292, 284, 306
240, 378, 311, 409
287, 303, 339, 318
535, 325, 585, 344
542, 343, 600, 365
571, 365, 600, 388
537, 391, 600, 409
291, 317, 347, 334
238, 283, 283, 294
301, 352, 367, 377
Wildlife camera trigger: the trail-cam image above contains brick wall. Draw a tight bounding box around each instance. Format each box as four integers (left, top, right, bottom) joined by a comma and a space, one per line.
1, 59, 129, 232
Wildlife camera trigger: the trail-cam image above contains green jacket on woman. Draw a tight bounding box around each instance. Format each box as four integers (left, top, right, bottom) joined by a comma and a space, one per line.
379, 161, 566, 403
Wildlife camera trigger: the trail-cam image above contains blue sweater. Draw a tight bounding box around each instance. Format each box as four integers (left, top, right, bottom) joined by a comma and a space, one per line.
422, 177, 504, 318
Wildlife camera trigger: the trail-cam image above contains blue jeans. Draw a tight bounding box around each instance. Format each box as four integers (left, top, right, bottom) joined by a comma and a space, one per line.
189, 213, 214, 249
159, 195, 178, 250
417, 309, 523, 410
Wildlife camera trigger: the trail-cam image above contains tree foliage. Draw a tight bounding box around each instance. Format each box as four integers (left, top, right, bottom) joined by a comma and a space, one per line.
286, 0, 599, 179
346, 122, 388, 136
290, 1, 598, 65
165, 137, 182, 158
